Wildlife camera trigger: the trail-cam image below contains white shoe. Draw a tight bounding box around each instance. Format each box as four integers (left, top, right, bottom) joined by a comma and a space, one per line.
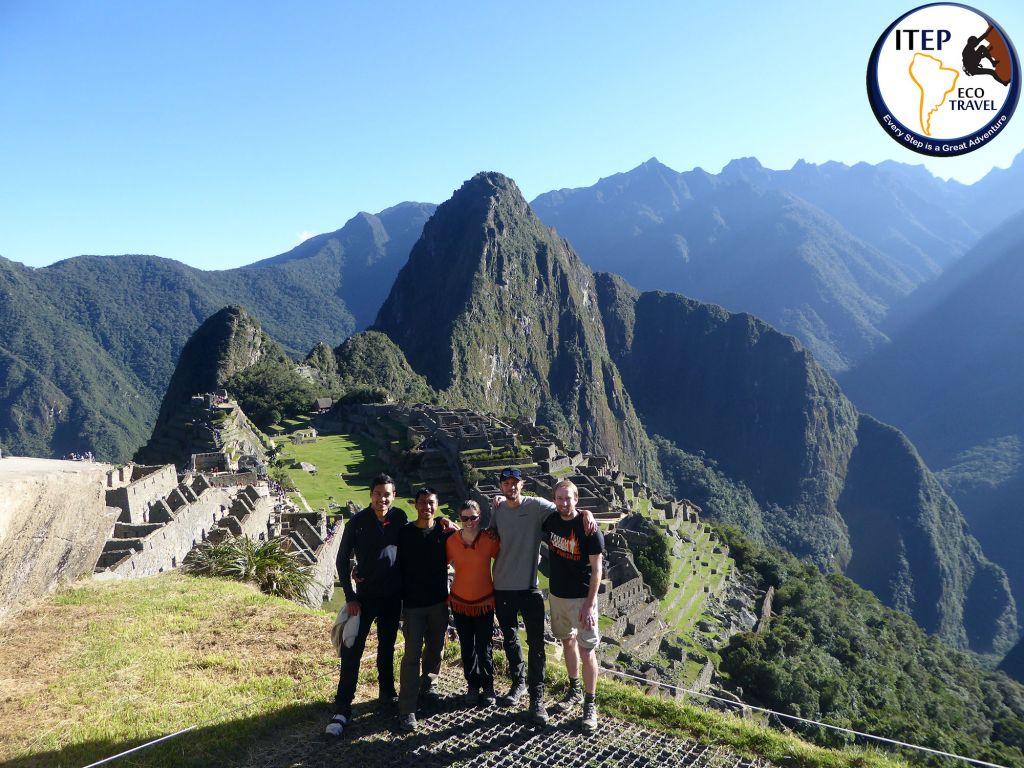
325, 713, 348, 737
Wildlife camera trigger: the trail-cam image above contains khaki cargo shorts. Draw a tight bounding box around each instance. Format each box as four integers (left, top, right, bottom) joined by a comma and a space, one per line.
549, 595, 600, 650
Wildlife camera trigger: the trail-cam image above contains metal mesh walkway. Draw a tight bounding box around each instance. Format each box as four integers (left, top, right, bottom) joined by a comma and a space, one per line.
246, 667, 769, 768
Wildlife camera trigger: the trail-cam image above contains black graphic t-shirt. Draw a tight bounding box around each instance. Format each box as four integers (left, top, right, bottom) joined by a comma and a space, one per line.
542, 514, 605, 599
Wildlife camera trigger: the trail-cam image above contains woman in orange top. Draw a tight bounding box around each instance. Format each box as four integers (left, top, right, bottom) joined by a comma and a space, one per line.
446, 499, 500, 706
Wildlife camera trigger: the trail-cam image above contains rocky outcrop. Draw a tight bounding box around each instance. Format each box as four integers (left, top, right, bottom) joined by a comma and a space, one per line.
0, 458, 118, 620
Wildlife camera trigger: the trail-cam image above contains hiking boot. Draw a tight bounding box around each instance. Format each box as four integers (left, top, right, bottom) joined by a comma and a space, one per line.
398, 713, 418, 732
324, 713, 348, 737
419, 683, 441, 707
582, 695, 598, 734
528, 696, 549, 726
552, 679, 584, 712
500, 679, 527, 707
465, 686, 480, 707
480, 687, 497, 707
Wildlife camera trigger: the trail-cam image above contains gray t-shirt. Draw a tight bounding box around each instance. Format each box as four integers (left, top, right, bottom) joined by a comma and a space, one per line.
491, 495, 556, 591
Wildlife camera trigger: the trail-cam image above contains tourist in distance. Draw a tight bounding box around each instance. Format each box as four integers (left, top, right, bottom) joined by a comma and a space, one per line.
544, 479, 604, 734
396, 487, 456, 732
489, 467, 597, 725
326, 474, 406, 738
446, 499, 501, 708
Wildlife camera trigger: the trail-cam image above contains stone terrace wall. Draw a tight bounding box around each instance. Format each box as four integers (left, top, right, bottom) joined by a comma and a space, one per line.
104, 464, 178, 525
96, 480, 273, 579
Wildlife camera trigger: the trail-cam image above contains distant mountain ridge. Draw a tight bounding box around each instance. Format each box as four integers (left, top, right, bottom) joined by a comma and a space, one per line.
530, 152, 1024, 372
843, 209, 1024, 626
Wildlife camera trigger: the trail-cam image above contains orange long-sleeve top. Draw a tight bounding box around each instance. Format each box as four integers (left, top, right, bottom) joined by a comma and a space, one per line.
446, 530, 500, 616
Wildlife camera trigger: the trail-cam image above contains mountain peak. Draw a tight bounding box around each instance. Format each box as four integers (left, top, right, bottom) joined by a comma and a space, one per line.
719, 156, 768, 182
374, 173, 660, 478
458, 171, 523, 200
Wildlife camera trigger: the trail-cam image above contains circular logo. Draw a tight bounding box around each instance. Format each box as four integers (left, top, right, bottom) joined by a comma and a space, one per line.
867, 3, 1019, 156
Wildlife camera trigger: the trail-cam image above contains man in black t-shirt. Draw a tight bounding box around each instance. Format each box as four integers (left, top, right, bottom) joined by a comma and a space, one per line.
396, 488, 454, 732
542, 479, 604, 734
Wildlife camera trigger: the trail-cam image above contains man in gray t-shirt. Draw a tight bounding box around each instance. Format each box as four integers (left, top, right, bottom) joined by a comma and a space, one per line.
490, 467, 595, 726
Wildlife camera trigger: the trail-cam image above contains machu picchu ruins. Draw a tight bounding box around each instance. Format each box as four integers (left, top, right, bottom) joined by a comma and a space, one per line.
331, 401, 760, 694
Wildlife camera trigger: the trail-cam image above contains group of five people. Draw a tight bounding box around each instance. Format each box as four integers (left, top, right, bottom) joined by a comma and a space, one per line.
325, 467, 605, 738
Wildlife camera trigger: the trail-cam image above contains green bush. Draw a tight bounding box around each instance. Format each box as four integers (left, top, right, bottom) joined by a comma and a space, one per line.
634, 527, 672, 598
182, 537, 314, 602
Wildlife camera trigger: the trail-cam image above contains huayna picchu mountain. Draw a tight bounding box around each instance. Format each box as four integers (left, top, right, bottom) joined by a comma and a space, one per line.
370, 171, 1015, 653
374, 172, 662, 483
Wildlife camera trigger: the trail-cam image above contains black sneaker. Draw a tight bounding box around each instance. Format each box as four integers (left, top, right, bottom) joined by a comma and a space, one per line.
552, 680, 584, 713
419, 684, 441, 707
528, 696, 549, 726
480, 687, 497, 707
398, 713, 418, 732
582, 697, 598, 734
500, 679, 527, 707
378, 689, 399, 711
465, 686, 480, 707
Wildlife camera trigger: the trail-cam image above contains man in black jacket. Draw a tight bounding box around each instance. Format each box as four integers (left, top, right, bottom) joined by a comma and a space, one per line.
326, 474, 406, 738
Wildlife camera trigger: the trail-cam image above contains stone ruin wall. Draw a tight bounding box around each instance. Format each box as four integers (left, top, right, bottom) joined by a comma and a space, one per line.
96, 476, 274, 580
104, 464, 179, 525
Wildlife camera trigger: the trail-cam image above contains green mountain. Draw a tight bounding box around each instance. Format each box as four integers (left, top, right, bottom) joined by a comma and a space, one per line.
593, 272, 1014, 652
368, 171, 1013, 653
333, 330, 434, 404
137, 306, 315, 465
0, 203, 433, 462
373, 172, 661, 481
594, 273, 857, 563
720, 527, 1024, 766
843, 210, 1024, 637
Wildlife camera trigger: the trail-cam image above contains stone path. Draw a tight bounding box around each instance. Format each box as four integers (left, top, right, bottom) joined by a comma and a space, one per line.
245, 668, 769, 768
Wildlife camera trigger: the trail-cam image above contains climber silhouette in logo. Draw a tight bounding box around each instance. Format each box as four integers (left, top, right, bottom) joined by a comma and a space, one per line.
963, 26, 1012, 85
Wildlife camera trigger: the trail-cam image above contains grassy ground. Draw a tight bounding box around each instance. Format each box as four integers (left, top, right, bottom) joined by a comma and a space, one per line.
0, 573, 907, 768
276, 431, 390, 512
0, 573, 342, 767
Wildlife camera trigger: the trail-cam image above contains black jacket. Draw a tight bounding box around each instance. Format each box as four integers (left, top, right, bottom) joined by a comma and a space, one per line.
336, 505, 407, 602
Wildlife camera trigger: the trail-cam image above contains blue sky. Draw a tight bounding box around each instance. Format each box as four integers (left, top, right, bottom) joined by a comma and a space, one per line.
3, 1, 1023, 270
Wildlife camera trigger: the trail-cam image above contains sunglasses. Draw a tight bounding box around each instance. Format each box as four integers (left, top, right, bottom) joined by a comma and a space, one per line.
461, 515, 480, 523
499, 469, 522, 479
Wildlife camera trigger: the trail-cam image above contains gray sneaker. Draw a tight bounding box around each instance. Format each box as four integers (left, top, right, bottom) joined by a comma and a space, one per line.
500, 679, 527, 707
553, 680, 584, 712
529, 696, 549, 726
582, 696, 598, 734
398, 713, 418, 732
